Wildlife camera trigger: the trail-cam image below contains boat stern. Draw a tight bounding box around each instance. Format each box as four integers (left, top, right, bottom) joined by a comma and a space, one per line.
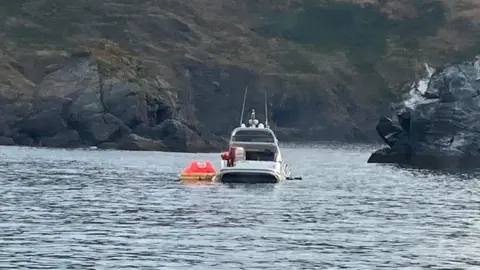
216, 171, 281, 184
214, 162, 283, 184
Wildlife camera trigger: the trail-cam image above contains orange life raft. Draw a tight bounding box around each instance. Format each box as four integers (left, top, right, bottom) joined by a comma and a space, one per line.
179, 160, 216, 181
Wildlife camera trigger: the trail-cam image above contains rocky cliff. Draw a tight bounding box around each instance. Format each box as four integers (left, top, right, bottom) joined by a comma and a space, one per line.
368, 55, 480, 169
1, 0, 480, 151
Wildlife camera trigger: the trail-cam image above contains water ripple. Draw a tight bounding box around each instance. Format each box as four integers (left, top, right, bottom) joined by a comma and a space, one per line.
0, 144, 478, 269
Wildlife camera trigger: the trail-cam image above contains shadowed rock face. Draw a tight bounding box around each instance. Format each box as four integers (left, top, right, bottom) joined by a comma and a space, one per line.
0, 55, 227, 152
368, 55, 480, 169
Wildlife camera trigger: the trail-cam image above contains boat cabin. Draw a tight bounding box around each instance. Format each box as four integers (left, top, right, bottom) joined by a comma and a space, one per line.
231, 128, 276, 143
229, 127, 279, 162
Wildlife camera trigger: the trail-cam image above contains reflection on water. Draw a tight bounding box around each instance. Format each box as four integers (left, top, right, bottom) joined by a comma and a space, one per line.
180, 179, 214, 186
0, 144, 478, 269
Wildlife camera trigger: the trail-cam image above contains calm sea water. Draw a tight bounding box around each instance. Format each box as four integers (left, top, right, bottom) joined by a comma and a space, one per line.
0, 143, 478, 269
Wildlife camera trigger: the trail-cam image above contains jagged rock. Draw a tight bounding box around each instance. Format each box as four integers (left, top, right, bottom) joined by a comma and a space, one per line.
132, 123, 155, 138
396, 108, 412, 133
0, 117, 12, 138
78, 113, 131, 144
375, 116, 403, 148
117, 134, 168, 151
367, 132, 412, 164
34, 96, 73, 117
20, 110, 69, 138
97, 142, 118, 150
102, 80, 174, 128
103, 81, 149, 127
12, 134, 36, 146
5, 102, 33, 122
131, 123, 166, 140
41, 130, 82, 148
0, 102, 32, 137
0, 136, 14, 146
38, 58, 103, 118
156, 119, 219, 152
367, 147, 408, 164
0, 53, 226, 152
12, 97, 71, 140
368, 55, 480, 169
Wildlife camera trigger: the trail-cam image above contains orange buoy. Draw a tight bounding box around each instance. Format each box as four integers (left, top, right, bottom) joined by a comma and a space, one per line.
179, 160, 216, 181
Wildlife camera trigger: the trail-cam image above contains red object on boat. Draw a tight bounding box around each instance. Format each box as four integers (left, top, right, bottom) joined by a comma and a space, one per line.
220, 147, 239, 167
182, 160, 216, 174
227, 146, 236, 167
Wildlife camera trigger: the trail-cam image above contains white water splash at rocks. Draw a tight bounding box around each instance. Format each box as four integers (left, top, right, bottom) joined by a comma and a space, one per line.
403, 63, 436, 109
369, 54, 480, 169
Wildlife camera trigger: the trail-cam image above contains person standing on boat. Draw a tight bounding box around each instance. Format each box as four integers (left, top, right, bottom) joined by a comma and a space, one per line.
227, 146, 236, 167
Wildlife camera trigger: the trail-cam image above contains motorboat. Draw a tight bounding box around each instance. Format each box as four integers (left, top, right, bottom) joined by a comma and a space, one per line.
212, 109, 292, 184
178, 86, 298, 184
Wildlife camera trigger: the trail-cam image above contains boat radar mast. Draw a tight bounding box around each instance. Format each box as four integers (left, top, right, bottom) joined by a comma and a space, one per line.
238, 84, 270, 129
239, 109, 266, 128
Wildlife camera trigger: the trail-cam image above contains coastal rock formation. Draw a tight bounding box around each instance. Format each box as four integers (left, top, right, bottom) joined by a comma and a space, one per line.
368, 55, 480, 169
1, 1, 480, 151
0, 45, 226, 151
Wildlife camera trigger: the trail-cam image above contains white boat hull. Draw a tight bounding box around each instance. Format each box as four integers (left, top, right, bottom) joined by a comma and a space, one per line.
213, 161, 291, 184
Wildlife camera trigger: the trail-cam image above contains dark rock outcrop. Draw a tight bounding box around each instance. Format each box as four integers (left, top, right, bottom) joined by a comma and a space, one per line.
0, 52, 225, 152
0, 136, 14, 146
41, 130, 82, 148
116, 134, 168, 151
368, 55, 480, 169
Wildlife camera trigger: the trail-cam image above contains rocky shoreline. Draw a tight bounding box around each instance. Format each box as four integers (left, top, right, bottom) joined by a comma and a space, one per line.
0, 53, 227, 153
0, 41, 373, 153
3, 0, 480, 153
368, 55, 480, 169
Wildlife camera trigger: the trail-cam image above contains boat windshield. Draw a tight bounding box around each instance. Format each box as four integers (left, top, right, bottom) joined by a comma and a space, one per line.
232, 129, 275, 143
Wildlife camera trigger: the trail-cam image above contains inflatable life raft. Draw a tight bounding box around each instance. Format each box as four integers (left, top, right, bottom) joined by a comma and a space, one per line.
179, 160, 216, 181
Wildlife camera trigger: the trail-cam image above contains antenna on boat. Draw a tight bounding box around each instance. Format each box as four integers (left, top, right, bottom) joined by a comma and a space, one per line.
239, 84, 248, 126
264, 90, 269, 128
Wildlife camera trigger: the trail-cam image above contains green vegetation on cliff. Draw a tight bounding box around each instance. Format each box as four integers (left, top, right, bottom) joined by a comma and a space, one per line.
1, 0, 480, 149
255, 1, 445, 63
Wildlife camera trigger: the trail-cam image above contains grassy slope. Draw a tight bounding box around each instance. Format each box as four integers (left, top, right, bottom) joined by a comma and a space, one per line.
1, 0, 480, 140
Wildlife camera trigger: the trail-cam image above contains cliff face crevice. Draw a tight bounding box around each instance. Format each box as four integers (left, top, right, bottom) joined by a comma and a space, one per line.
1, 0, 480, 150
